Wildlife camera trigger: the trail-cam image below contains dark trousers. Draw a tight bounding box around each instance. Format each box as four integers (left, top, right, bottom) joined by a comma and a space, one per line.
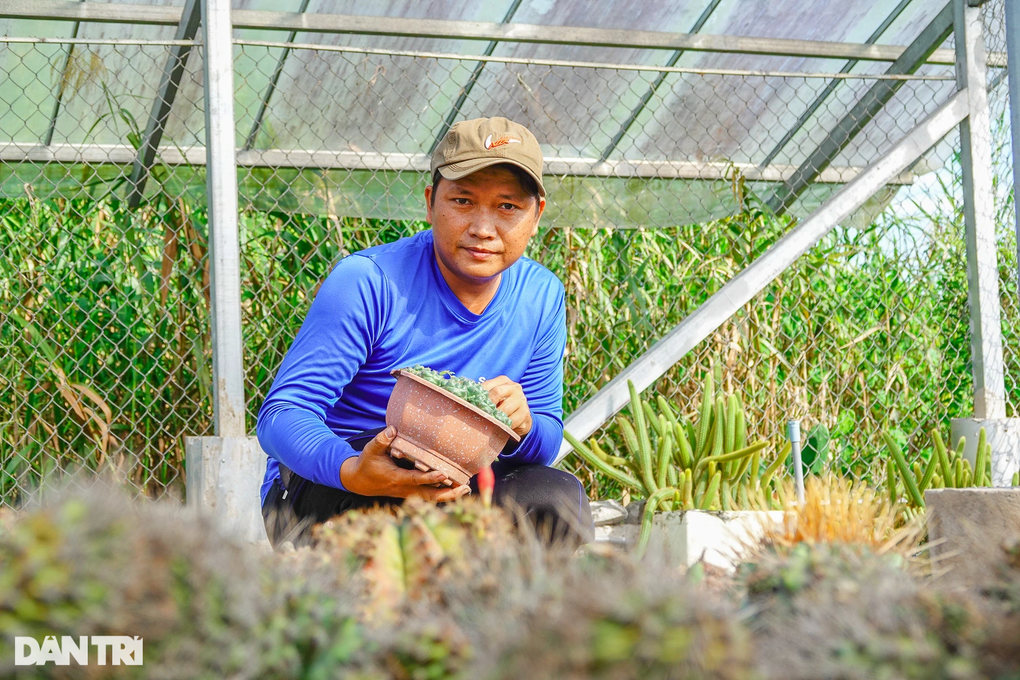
261, 429, 594, 550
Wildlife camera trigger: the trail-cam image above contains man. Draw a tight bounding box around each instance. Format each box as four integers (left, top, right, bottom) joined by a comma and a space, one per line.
258, 117, 593, 550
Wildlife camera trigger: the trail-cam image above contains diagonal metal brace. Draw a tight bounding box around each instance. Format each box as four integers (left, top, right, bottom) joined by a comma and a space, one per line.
758, 0, 913, 170
428, 0, 524, 156
243, 0, 311, 151
597, 0, 722, 163
126, 0, 201, 208
555, 88, 970, 464
766, 1, 954, 216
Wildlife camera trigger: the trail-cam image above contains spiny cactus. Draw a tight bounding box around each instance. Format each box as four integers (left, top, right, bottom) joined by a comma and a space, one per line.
480, 558, 752, 680
0, 480, 372, 680
740, 542, 985, 680
400, 365, 512, 428
364, 615, 473, 680
757, 474, 924, 559
567, 362, 782, 519
973, 537, 1020, 677
882, 427, 997, 510
566, 359, 789, 557
305, 497, 518, 621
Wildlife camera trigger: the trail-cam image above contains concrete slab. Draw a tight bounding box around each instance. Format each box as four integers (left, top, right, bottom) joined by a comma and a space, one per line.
926, 487, 1020, 590
185, 436, 270, 548
951, 417, 1020, 486
593, 509, 783, 571
590, 499, 627, 526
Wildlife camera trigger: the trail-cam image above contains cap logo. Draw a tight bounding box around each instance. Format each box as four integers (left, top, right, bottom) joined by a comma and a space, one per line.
483, 134, 522, 150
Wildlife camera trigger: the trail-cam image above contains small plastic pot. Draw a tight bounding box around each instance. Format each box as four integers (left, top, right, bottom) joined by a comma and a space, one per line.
385, 369, 520, 487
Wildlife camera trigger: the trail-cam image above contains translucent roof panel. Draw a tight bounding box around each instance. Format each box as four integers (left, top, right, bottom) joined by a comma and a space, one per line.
0, 0, 968, 227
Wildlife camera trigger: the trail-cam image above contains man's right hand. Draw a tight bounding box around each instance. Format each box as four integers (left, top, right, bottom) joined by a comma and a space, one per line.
339, 426, 470, 502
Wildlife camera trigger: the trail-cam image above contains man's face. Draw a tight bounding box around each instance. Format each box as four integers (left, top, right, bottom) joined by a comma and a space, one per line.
425, 165, 546, 284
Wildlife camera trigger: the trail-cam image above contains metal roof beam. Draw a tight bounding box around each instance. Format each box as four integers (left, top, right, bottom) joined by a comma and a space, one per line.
0, 143, 915, 184
765, 1, 954, 216
0, 0, 999, 66
427, 0, 523, 156
125, 0, 201, 208
758, 0, 913, 169
597, 0, 721, 163
554, 87, 970, 464
242, 0, 310, 152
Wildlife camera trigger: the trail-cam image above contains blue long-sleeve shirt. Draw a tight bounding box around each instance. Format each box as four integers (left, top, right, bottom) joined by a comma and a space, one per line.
256, 229, 567, 506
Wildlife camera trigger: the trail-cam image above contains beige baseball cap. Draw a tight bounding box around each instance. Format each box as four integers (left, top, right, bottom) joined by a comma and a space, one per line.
431, 117, 545, 197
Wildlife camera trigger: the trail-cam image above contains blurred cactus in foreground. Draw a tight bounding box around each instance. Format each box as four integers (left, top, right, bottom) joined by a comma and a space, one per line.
4, 475, 1020, 679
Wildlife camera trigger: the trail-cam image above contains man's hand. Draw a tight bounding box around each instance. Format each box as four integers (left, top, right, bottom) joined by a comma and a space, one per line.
483, 375, 532, 437
340, 426, 470, 501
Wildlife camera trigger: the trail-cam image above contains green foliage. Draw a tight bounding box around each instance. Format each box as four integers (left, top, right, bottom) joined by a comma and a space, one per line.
401, 365, 512, 428
799, 423, 829, 475
5, 161, 1020, 505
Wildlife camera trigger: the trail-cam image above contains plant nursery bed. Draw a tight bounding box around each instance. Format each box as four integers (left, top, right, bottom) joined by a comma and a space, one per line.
592, 501, 784, 571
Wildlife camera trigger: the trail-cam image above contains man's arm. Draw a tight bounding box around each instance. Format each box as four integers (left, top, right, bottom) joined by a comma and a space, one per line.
495, 284, 567, 466
256, 255, 385, 492
257, 255, 468, 500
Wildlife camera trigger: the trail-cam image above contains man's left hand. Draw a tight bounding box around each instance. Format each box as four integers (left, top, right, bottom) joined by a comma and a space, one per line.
483, 375, 532, 437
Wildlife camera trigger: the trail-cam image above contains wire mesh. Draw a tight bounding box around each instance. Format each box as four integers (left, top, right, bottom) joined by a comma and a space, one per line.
0, 9, 1016, 507
0, 41, 210, 505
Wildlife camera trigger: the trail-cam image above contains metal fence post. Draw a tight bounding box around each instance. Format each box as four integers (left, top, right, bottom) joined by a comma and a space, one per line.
203, 0, 246, 437
955, 0, 1007, 421
1007, 0, 1020, 306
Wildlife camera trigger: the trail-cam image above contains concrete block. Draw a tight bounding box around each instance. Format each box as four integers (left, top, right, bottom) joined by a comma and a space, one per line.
186, 436, 270, 547
592, 509, 783, 572
590, 499, 627, 526
593, 522, 635, 548
926, 487, 1020, 590
951, 417, 1020, 486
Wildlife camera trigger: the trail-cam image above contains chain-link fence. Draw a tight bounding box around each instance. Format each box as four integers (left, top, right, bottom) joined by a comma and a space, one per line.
1, 1, 1017, 506
0, 40, 211, 504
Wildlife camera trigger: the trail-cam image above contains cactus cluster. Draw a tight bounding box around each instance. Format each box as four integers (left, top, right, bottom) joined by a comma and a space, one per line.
883, 426, 1020, 513
301, 497, 515, 622
0, 482, 367, 679
741, 542, 986, 680
0, 479, 757, 680
400, 365, 513, 428
7, 476, 1020, 679
566, 362, 790, 556
760, 474, 923, 557
486, 559, 752, 680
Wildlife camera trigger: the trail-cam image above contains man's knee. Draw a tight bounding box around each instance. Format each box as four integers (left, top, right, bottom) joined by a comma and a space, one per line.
490, 463, 594, 544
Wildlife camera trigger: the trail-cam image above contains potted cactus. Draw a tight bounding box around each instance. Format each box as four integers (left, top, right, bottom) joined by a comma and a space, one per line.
566, 361, 787, 567
387, 366, 519, 487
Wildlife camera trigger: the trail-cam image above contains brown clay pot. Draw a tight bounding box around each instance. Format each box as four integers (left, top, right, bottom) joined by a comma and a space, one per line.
385, 369, 520, 487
